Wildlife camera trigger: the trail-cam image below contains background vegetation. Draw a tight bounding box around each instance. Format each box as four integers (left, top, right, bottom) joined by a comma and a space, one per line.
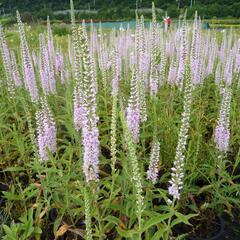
1, 0, 240, 23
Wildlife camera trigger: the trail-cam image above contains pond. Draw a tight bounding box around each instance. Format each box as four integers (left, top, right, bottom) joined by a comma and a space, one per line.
84, 20, 213, 30
85, 20, 151, 29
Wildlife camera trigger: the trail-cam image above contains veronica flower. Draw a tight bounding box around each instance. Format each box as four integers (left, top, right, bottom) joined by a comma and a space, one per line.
223, 50, 233, 86
176, 19, 188, 89
47, 16, 56, 73
10, 51, 22, 87
139, 74, 147, 122
70, 4, 94, 238
55, 52, 64, 73
139, 51, 150, 75
214, 87, 232, 153
40, 33, 56, 94
78, 25, 100, 182
73, 84, 87, 131
0, 24, 15, 96
126, 67, 140, 142
129, 51, 137, 71
214, 126, 230, 153
149, 2, 159, 96
32, 51, 38, 67
234, 40, 240, 74
168, 65, 193, 200
139, 15, 149, 74
17, 11, 38, 102
36, 97, 56, 162
215, 63, 221, 85
135, 18, 148, 122
206, 39, 217, 76
98, 25, 108, 89
71, 2, 82, 87
111, 47, 120, 96
39, 34, 50, 94
121, 108, 144, 227
190, 12, 200, 81
60, 68, 65, 84
168, 59, 177, 86
159, 45, 167, 86
82, 126, 100, 182
147, 141, 160, 184
219, 33, 226, 62
149, 58, 159, 96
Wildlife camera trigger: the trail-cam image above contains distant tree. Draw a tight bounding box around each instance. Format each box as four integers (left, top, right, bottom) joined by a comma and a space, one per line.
1, 0, 240, 20
167, 4, 179, 18
35, 8, 53, 20
231, 2, 240, 17
20, 11, 35, 23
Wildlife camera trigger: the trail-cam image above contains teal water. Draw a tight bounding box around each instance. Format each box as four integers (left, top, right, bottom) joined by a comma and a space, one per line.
84, 20, 211, 29
85, 20, 152, 29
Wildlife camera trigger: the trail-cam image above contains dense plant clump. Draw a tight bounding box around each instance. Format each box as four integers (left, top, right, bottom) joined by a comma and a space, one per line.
0, 3, 240, 240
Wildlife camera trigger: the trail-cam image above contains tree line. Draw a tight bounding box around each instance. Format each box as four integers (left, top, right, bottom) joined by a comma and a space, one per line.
1, 0, 240, 22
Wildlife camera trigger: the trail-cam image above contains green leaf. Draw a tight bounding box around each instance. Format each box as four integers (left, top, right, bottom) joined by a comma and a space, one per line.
3, 167, 25, 172
2, 224, 13, 236
116, 227, 139, 238
53, 217, 63, 236
104, 215, 121, 226
151, 228, 166, 240
33, 227, 42, 236
3, 191, 22, 201
24, 222, 34, 238
170, 218, 182, 228
141, 213, 172, 232
174, 212, 198, 226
